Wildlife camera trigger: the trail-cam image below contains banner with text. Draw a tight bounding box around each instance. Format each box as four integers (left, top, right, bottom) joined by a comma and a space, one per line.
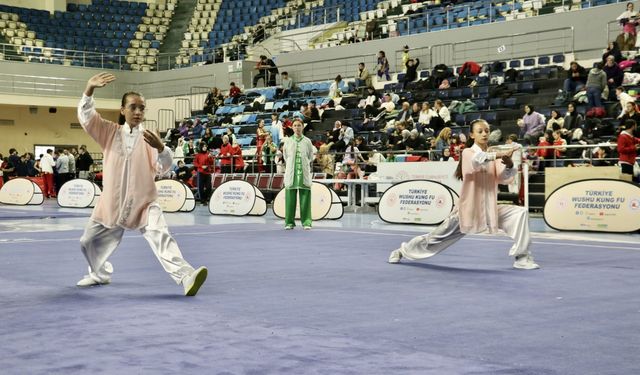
377, 162, 461, 195
544, 179, 640, 233
0, 178, 44, 205
155, 179, 195, 213
210, 180, 266, 216
58, 179, 101, 208
378, 180, 455, 225
272, 182, 339, 220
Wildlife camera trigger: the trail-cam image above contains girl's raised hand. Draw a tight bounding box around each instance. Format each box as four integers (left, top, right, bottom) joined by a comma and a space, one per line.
88, 72, 116, 89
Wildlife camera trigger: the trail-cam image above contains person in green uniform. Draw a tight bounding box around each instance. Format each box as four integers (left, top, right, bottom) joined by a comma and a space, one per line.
283, 120, 315, 230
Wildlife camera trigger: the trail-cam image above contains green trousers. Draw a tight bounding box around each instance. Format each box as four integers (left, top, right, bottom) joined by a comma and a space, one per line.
285, 188, 312, 227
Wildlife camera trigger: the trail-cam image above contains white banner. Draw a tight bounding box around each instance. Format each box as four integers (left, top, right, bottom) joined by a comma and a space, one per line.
155, 179, 195, 213
378, 180, 455, 225
210, 180, 266, 216
58, 179, 100, 208
0, 178, 43, 206
272, 182, 337, 220
544, 179, 640, 233
376, 162, 461, 195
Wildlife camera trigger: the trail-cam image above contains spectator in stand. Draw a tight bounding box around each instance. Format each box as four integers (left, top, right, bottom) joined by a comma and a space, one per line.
376, 50, 391, 81
314, 144, 335, 178
417, 102, 436, 134
617, 119, 640, 177
405, 129, 427, 155
564, 102, 584, 131
308, 100, 320, 121
546, 110, 565, 131
262, 133, 278, 173
193, 142, 214, 205
563, 61, 587, 96
183, 138, 195, 164
189, 119, 204, 142
175, 160, 192, 185
449, 134, 465, 161
354, 136, 371, 163
226, 127, 237, 145
328, 75, 343, 99
178, 120, 191, 138
40, 149, 55, 197
410, 102, 421, 124
201, 127, 215, 149
253, 55, 270, 87
227, 82, 242, 104
330, 121, 354, 153
281, 114, 293, 137
76, 146, 94, 179
603, 55, 624, 101
617, 87, 636, 119
7, 148, 19, 179
432, 99, 451, 134
219, 135, 233, 173
231, 141, 245, 172
401, 45, 410, 71
256, 119, 268, 172
395, 102, 413, 124
518, 105, 546, 145
203, 87, 223, 115
278, 71, 293, 99
1, 154, 12, 184
551, 130, 567, 167
619, 101, 640, 125
616, 2, 638, 51
402, 58, 420, 90
355, 63, 372, 88
252, 23, 265, 44
565, 128, 588, 166
586, 62, 607, 109
270, 113, 283, 146
434, 126, 452, 158
603, 41, 624, 64
536, 131, 553, 171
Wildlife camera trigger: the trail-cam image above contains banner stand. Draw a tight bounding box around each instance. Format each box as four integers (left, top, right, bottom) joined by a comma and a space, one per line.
0, 178, 44, 206
272, 182, 337, 220
57, 179, 101, 208
210, 180, 266, 216
378, 180, 455, 225
155, 179, 195, 213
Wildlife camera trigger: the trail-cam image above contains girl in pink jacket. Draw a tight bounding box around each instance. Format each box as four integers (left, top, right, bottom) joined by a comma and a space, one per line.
389, 119, 539, 270
76, 73, 208, 295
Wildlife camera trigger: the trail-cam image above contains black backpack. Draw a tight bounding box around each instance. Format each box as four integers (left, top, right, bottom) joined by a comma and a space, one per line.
505, 68, 519, 82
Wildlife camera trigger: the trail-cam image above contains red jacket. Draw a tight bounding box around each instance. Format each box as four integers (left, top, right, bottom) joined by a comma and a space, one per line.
231, 146, 245, 170
617, 131, 640, 165
219, 143, 233, 165
193, 151, 214, 174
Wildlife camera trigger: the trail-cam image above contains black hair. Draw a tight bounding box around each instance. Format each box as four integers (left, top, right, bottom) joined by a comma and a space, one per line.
625, 119, 637, 129
118, 91, 142, 125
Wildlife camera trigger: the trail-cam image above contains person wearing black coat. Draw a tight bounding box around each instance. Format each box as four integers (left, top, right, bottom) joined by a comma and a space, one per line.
402, 58, 420, 89
603, 55, 624, 101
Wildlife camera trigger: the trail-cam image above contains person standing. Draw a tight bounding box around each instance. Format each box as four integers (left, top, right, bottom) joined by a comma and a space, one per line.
76, 146, 94, 179
55, 149, 69, 193
193, 142, 214, 205
388, 119, 540, 270
65, 149, 76, 181
75, 72, 207, 296
40, 149, 56, 198
283, 120, 315, 230
618, 119, 640, 178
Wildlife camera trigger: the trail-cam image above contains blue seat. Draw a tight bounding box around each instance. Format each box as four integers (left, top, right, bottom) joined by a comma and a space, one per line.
482, 111, 498, 123
538, 56, 550, 65
518, 81, 536, 93
509, 60, 521, 68
523, 58, 535, 67
488, 98, 503, 109
504, 97, 518, 108
472, 98, 487, 110
552, 54, 565, 64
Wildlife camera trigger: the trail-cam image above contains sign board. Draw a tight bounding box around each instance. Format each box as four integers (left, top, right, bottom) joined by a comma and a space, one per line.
155, 179, 196, 213
209, 180, 266, 216
272, 182, 340, 220
0, 178, 44, 205
376, 162, 461, 195
57, 179, 102, 208
544, 179, 640, 233
378, 180, 455, 225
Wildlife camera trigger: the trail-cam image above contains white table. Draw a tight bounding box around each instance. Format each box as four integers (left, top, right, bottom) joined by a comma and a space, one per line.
313, 179, 381, 210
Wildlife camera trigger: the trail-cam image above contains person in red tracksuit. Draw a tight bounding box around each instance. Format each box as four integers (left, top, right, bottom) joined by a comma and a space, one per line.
193, 142, 215, 205
618, 119, 640, 179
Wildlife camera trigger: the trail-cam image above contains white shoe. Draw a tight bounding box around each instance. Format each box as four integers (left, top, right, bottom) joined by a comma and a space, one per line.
303, 226, 311, 230
76, 274, 111, 287
284, 225, 294, 230
388, 249, 403, 264
76, 262, 112, 287
513, 254, 540, 270
182, 266, 208, 296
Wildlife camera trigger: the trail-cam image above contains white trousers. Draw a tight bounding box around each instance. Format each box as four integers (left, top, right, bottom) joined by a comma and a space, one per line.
398, 205, 531, 261
79, 205, 194, 284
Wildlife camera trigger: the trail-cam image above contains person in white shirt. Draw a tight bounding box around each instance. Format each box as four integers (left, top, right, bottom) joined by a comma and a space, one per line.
40, 149, 56, 198
617, 86, 636, 118
328, 75, 343, 99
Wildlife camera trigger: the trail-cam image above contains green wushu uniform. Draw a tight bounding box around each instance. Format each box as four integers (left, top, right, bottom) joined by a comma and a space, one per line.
283, 134, 315, 228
